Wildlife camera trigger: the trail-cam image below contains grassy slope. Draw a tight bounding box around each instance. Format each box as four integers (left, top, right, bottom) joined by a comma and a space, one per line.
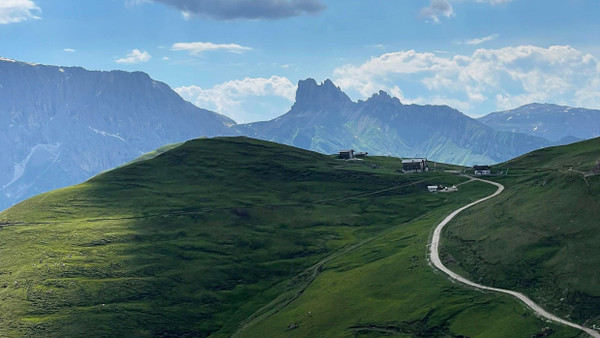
0, 137, 581, 337
443, 137, 600, 328
240, 181, 578, 338
118, 141, 184, 167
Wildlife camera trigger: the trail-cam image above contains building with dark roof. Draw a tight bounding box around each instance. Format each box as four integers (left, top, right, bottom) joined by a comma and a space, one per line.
473, 165, 491, 175
402, 158, 428, 173
339, 149, 355, 159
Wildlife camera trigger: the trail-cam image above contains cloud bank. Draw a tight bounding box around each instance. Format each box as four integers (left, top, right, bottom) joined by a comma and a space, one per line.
175, 76, 296, 123
0, 0, 41, 24
152, 0, 326, 20
334, 45, 600, 115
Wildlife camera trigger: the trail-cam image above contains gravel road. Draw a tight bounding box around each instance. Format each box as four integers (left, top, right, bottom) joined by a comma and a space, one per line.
429, 177, 600, 338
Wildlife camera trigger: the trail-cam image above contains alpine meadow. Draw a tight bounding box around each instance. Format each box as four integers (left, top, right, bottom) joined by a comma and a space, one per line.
2, 0, 600, 337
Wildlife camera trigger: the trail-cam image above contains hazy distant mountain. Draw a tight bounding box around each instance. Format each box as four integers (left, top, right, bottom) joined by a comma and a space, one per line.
478, 103, 600, 142
0, 58, 570, 211
0, 57, 234, 210
234, 79, 550, 165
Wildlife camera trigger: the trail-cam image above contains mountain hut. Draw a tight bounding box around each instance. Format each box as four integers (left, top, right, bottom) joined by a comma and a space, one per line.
339, 149, 355, 160
402, 158, 429, 173
473, 165, 492, 175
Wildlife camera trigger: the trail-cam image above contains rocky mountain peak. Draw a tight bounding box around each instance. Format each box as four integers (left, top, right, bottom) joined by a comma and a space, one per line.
293, 78, 352, 110
365, 90, 402, 106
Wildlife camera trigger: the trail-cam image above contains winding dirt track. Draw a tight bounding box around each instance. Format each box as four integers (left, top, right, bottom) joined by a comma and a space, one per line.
429, 177, 600, 338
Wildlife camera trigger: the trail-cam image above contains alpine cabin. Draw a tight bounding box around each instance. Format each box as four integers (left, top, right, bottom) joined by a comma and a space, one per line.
402, 158, 429, 173
473, 165, 491, 175
339, 150, 355, 160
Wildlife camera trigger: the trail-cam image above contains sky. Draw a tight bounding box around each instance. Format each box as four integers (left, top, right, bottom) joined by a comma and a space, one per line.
2, 0, 600, 123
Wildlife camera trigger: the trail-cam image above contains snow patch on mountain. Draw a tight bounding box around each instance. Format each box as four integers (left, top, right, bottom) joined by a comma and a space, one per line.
479, 103, 600, 142
1, 143, 61, 192
89, 126, 126, 142
0, 57, 235, 210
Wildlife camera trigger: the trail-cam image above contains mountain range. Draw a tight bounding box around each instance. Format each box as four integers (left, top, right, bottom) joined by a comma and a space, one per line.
0, 57, 233, 210
233, 79, 551, 165
478, 103, 600, 142
2, 57, 600, 210
1, 57, 600, 336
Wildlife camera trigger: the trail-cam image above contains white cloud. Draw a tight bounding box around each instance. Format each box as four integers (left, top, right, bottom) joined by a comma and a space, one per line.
470, 0, 514, 4
115, 49, 152, 64
333, 45, 600, 115
171, 42, 251, 56
366, 44, 389, 50
333, 50, 453, 98
125, 0, 151, 5
463, 34, 499, 45
420, 0, 453, 24
421, 0, 515, 23
0, 0, 41, 24
63, 48, 76, 53
175, 76, 296, 123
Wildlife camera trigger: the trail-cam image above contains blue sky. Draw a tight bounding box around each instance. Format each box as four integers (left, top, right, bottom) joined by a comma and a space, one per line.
2, 0, 600, 123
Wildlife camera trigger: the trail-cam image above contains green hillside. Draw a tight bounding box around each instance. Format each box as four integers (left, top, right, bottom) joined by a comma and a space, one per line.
443, 137, 600, 328
0, 137, 581, 337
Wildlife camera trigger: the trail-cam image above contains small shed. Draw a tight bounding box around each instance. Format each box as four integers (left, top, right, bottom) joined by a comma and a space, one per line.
427, 186, 439, 192
473, 165, 491, 176
403, 158, 429, 173
355, 152, 368, 158
339, 149, 355, 159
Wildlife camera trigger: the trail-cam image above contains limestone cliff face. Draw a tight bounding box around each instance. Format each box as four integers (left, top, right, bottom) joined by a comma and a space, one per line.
0, 58, 235, 210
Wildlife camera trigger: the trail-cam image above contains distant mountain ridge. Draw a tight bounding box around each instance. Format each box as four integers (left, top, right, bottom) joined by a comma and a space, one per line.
0, 57, 234, 210
234, 79, 551, 165
478, 103, 600, 142
2, 57, 595, 211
